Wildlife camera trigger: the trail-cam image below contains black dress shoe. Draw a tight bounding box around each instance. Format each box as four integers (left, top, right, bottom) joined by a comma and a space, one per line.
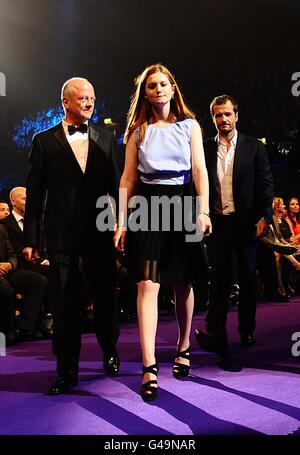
240, 334, 256, 347
47, 376, 78, 395
287, 285, 296, 297
103, 354, 120, 374
271, 243, 297, 255
195, 329, 229, 357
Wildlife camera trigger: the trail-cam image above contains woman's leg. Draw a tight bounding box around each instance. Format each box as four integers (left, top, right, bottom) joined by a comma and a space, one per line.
275, 253, 286, 295
173, 284, 194, 367
284, 254, 300, 271
137, 280, 160, 388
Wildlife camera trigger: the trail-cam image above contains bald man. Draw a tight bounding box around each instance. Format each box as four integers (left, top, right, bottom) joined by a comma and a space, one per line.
1, 188, 28, 250
23, 77, 122, 394
1, 187, 46, 266
10, 186, 26, 218
1, 187, 52, 330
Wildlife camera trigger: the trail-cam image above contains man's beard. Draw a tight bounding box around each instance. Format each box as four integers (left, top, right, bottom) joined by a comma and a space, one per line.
219, 124, 233, 136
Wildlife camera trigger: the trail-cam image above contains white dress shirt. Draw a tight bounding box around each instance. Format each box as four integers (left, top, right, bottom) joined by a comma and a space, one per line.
216, 131, 238, 215
62, 120, 89, 173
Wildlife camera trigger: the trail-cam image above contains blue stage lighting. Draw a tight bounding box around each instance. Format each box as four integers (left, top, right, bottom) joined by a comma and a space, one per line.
12, 105, 104, 149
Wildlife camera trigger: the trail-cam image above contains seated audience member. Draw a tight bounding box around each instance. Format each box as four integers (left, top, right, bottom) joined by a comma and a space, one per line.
256, 237, 286, 302
282, 197, 300, 293
278, 209, 294, 241
0, 225, 48, 344
259, 197, 300, 300
0, 187, 53, 336
263, 197, 300, 259
0, 200, 10, 220
285, 197, 300, 245
2, 187, 49, 268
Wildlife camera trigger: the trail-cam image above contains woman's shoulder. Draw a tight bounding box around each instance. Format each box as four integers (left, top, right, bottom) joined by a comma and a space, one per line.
177, 117, 195, 125
175, 117, 195, 131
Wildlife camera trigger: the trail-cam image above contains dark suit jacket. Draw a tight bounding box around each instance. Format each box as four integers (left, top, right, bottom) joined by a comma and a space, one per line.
0, 224, 17, 269
1, 213, 48, 265
0, 214, 24, 260
204, 132, 274, 237
23, 122, 123, 251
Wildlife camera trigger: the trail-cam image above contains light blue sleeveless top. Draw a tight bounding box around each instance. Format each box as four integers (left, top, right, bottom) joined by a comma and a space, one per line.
136, 118, 194, 185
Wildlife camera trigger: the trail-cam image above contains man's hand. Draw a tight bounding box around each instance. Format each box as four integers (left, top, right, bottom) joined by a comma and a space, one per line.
23, 247, 39, 263
0, 262, 12, 277
40, 259, 50, 266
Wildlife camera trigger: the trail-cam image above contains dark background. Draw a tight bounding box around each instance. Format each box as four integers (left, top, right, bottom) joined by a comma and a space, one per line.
0, 0, 300, 199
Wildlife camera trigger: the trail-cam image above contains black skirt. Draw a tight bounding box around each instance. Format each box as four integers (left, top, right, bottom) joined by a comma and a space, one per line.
125, 182, 208, 284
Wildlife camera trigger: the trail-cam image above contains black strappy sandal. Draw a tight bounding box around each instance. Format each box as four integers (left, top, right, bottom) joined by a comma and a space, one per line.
140, 363, 159, 402
172, 346, 190, 379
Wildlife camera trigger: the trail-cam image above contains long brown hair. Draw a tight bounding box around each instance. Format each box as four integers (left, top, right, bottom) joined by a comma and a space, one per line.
286, 197, 300, 226
124, 64, 195, 144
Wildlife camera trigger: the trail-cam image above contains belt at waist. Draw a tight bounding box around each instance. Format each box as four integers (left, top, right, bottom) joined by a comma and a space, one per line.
140, 169, 191, 180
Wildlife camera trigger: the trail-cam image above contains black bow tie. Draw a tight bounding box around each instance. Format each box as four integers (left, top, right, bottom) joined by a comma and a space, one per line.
68, 124, 88, 135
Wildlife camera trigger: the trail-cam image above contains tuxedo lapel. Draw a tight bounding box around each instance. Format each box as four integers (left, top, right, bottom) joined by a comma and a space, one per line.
50, 122, 109, 177
89, 124, 100, 146
53, 123, 84, 174
7, 214, 22, 234
86, 124, 109, 172
89, 124, 110, 157
86, 125, 100, 172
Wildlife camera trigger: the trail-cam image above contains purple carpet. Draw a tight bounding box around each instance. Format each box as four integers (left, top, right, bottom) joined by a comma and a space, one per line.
1, 298, 300, 435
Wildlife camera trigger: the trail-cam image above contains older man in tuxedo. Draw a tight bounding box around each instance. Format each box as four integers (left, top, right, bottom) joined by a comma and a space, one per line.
23, 77, 122, 394
195, 95, 274, 356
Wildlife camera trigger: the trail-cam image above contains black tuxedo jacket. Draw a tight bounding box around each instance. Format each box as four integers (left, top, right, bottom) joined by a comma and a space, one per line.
0, 224, 17, 269
204, 132, 274, 237
23, 122, 123, 251
0, 214, 24, 260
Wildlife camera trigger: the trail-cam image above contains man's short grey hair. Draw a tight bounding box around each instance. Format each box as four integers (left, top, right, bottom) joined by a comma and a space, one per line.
61, 77, 91, 99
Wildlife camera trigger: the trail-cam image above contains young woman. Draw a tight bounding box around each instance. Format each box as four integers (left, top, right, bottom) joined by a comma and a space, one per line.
114, 64, 211, 401
286, 197, 300, 244
271, 197, 300, 298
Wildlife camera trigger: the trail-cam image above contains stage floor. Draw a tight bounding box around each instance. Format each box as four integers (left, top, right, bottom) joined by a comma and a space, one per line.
1, 298, 300, 436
